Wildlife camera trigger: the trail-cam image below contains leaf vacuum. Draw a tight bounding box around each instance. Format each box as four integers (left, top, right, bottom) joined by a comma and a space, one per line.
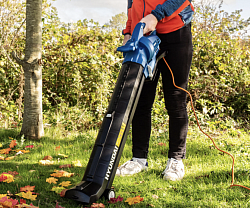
64, 23, 162, 204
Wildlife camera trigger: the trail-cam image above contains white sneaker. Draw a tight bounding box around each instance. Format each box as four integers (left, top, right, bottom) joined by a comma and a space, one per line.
162, 158, 185, 181
116, 158, 148, 176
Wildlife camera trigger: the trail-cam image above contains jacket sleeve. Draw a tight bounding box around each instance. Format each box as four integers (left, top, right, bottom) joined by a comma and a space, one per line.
122, 0, 133, 35
151, 0, 192, 22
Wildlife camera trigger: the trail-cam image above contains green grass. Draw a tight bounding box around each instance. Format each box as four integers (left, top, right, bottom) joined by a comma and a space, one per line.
1, 126, 250, 208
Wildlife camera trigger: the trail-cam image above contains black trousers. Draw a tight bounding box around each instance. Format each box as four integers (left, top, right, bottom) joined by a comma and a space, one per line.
132, 23, 193, 160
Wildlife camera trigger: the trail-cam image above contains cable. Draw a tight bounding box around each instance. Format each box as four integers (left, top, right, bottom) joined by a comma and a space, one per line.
163, 57, 250, 191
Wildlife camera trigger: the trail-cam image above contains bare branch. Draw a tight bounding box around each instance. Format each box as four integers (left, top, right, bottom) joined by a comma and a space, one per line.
11, 18, 26, 46
11, 51, 24, 66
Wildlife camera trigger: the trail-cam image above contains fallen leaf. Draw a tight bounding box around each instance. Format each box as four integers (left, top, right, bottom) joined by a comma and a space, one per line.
20, 199, 26, 204
2, 200, 13, 207
43, 155, 53, 160
0, 173, 14, 183
0, 148, 12, 154
72, 160, 82, 167
5, 156, 15, 160
27, 203, 39, 208
21, 191, 37, 201
0, 196, 19, 207
46, 177, 58, 184
0, 175, 8, 182
125, 195, 143, 205
0, 156, 4, 160
25, 145, 34, 149
59, 164, 71, 169
108, 196, 123, 204
57, 153, 68, 158
90, 203, 105, 208
152, 194, 159, 199
51, 187, 65, 194
9, 140, 17, 148
55, 202, 65, 208
147, 204, 155, 207
59, 181, 71, 187
158, 142, 166, 146
15, 192, 23, 197
20, 185, 35, 192
50, 170, 74, 178
195, 174, 210, 179
59, 189, 68, 197
0, 194, 7, 199
55, 146, 60, 151
7, 171, 19, 176
39, 160, 54, 166
15, 149, 30, 153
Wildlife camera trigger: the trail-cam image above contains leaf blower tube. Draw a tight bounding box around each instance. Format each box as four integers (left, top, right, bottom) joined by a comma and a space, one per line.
64, 23, 161, 204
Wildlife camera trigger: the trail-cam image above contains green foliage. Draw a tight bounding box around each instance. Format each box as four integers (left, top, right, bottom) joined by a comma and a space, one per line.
190, 6, 250, 126
42, 17, 123, 121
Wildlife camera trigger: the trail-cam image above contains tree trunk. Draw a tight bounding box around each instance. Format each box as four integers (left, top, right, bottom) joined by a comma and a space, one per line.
13, 0, 44, 139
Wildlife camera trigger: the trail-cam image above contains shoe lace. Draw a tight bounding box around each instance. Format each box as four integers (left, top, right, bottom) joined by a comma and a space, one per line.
121, 160, 140, 169
162, 159, 181, 174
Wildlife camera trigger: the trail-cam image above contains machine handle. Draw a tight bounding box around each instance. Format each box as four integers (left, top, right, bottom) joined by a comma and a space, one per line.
117, 22, 146, 53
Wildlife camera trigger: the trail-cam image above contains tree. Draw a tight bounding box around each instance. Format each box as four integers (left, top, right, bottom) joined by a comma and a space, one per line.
12, 0, 44, 139
105, 12, 127, 31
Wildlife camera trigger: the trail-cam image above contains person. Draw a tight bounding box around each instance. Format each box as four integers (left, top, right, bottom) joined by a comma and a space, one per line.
116, 0, 194, 181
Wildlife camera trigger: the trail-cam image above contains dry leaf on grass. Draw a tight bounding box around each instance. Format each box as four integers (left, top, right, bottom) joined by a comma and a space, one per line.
7, 171, 19, 177
21, 191, 37, 201
20, 185, 35, 192
55, 146, 60, 151
0, 196, 19, 207
50, 170, 74, 178
25, 145, 35, 149
5, 156, 15, 160
59, 181, 72, 187
43, 155, 53, 160
152, 194, 159, 199
90, 203, 105, 208
39, 160, 54, 166
55, 202, 65, 208
59, 189, 68, 197
46, 177, 58, 184
51, 187, 65, 194
15, 149, 30, 153
9, 140, 17, 148
125, 195, 143, 205
71, 160, 82, 167
0, 173, 14, 183
0, 148, 12, 154
108, 196, 123, 204
59, 164, 71, 169
57, 153, 68, 158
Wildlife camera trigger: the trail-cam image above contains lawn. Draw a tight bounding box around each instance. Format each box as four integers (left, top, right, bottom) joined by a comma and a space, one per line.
0, 125, 250, 208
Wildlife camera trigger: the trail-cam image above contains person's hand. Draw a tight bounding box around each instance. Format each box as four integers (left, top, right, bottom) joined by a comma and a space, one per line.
122, 34, 131, 46
140, 14, 158, 34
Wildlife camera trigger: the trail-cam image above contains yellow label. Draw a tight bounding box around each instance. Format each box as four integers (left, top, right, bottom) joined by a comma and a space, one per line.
116, 123, 126, 147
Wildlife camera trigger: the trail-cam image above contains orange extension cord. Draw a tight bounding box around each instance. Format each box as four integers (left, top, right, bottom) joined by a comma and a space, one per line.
163, 57, 250, 190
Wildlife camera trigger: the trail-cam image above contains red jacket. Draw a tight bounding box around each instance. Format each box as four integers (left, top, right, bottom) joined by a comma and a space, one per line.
123, 0, 194, 35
